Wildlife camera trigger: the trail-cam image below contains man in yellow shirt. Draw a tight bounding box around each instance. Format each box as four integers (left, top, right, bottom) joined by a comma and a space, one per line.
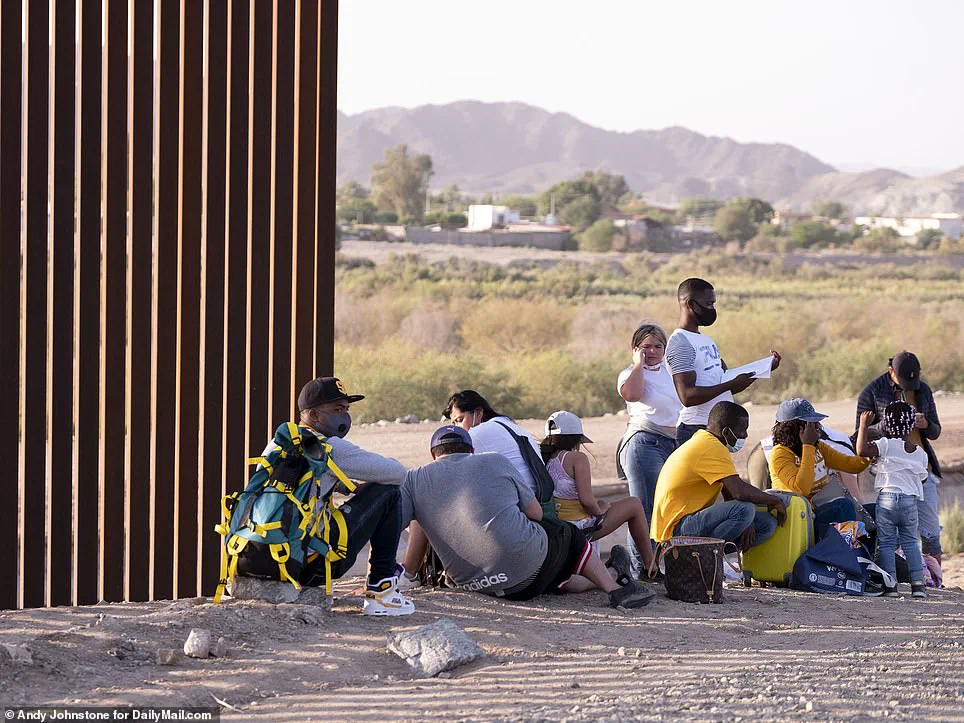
652, 401, 786, 550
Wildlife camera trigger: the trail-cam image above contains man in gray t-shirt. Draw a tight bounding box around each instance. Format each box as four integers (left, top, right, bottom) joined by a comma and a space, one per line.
399, 426, 656, 607
401, 448, 546, 594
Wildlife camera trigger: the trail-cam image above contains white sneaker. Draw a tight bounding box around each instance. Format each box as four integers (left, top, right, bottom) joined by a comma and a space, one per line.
363, 576, 416, 616
393, 564, 419, 592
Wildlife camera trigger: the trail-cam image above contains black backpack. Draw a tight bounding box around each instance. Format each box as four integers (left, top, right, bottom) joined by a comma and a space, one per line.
493, 421, 558, 520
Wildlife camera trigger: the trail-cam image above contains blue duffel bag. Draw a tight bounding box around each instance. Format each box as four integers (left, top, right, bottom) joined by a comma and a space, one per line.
791, 527, 865, 595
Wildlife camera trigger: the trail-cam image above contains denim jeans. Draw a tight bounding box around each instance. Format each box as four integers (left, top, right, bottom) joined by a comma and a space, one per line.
876, 490, 924, 583
620, 430, 676, 572
918, 474, 942, 557
674, 500, 778, 548
675, 423, 706, 446
813, 497, 858, 540
303, 483, 403, 587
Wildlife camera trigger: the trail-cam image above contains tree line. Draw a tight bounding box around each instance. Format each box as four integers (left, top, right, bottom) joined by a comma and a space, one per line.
337, 144, 962, 254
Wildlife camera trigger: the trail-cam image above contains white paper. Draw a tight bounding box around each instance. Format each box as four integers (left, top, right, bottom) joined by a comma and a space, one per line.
721, 356, 774, 382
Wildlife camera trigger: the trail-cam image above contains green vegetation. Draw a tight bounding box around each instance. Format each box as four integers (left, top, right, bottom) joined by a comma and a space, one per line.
371, 144, 434, 222
334, 250, 964, 423
940, 502, 964, 555
577, 218, 616, 251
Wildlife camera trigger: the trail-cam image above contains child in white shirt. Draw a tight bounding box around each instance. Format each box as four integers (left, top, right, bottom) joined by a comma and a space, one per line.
857, 401, 929, 598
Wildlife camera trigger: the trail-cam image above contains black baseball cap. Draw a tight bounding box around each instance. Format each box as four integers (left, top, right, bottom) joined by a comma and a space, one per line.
297, 377, 365, 410
890, 351, 921, 391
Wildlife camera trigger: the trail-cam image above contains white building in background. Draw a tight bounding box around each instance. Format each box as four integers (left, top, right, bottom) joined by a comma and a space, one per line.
466, 204, 521, 231
854, 213, 962, 240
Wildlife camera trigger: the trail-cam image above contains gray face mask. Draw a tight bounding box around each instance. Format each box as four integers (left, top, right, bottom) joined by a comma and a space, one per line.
314, 412, 352, 439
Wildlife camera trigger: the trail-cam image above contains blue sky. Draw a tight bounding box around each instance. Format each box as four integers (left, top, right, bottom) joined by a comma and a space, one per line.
338, 0, 964, 174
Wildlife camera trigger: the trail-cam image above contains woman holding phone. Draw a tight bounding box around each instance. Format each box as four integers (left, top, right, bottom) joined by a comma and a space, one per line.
767, 398, 869, 537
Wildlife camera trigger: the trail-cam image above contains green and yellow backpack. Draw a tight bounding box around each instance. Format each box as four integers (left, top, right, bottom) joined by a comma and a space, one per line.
214, 422, 355, 602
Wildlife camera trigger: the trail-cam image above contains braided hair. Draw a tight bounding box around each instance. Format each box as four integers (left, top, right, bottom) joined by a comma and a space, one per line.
883, 400, 916, 439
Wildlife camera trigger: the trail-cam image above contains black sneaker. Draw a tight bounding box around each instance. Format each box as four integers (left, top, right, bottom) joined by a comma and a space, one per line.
863, 580, 885, 597
883, 583, 900, 597
911, 582, 927, 598
608, 580, 657, 609
606, 545, 633, 587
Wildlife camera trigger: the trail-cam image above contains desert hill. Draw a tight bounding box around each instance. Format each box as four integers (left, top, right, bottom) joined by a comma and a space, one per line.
337, 101, 962, 215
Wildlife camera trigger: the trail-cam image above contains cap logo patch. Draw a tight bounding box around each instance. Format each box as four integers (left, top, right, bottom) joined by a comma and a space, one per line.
335, 379, 347, 395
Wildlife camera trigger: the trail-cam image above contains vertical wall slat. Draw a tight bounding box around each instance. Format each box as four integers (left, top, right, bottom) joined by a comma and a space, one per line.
293, 0, 319, 396
245, 0, 274, 455
174, 0, 204, 597
75, 0, 104, 607
49, 0, 78, 608
100, 0, 129, 603
151, 0, 181, 601
315, 0, 338, 376
23, 0, 52, 610
3, 0, 339, 609
223, 0, 251, 499
268, 0, 296, 424
0, 0, 24, 612
126, 0, 155, 602
199, 0, 229, 595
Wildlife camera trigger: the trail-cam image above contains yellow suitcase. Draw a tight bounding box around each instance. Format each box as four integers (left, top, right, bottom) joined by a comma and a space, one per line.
741, 491, 814, 587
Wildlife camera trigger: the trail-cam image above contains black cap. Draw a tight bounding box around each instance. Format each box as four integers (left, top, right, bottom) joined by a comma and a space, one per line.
297, 377, 365, 410
890, 351, 921, 391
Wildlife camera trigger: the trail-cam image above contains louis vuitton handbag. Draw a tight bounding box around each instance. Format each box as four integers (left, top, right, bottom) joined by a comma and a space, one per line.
656, 536, 728, 604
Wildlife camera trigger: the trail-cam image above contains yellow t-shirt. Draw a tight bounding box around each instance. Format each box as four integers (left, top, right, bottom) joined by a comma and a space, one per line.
651, 430, 737, 542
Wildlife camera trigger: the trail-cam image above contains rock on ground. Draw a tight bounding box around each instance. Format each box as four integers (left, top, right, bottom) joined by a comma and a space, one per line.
183, 629, 212, 658
155, 649, 177, 665
387, 618, 484, 677
227, 577, 333, 610
228, 577, 301, 604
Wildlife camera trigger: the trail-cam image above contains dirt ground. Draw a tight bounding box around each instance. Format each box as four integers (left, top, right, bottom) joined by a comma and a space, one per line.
3, 396, 964, 721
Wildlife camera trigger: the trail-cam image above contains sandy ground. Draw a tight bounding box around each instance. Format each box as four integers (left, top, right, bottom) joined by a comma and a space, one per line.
3, 396, 964, 721
1, 579, 963, 721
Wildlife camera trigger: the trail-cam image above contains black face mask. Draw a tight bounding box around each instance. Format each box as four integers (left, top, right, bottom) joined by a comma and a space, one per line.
313, 412, 352, 439
690, 300, 717, 327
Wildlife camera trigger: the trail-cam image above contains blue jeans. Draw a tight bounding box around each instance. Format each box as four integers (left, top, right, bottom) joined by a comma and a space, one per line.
876, 491, 924, 583
813, 497, 858, 540
674, 500, 778, 548
620, 430, 676, 572
675, 423, 706, 446
918, 474, 942, 557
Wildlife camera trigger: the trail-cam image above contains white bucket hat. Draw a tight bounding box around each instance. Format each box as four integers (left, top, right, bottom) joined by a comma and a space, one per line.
545, 410, 593, 443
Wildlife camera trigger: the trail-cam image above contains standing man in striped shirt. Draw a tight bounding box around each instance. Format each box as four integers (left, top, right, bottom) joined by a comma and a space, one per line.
665, 278, 781, 446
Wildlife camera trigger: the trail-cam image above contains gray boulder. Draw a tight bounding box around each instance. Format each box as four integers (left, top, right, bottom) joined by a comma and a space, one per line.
228, 577, 301, 604
387, 619, 484, 677
183, 629, 212, 658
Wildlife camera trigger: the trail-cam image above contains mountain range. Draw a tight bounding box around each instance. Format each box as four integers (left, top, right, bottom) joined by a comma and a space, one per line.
336, 101, 963, 216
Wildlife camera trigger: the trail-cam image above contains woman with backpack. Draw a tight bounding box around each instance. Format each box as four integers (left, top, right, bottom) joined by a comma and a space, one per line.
444, 390, 547, 500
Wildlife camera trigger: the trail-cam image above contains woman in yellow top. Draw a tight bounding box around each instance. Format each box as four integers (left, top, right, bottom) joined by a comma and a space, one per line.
768, 398, 869, 537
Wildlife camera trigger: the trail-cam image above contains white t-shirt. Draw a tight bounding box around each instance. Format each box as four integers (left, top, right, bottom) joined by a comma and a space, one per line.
664, 328, 732, 426
873, 437, 928, 498
616, 362, 682, 437
468, 417, 542, 496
